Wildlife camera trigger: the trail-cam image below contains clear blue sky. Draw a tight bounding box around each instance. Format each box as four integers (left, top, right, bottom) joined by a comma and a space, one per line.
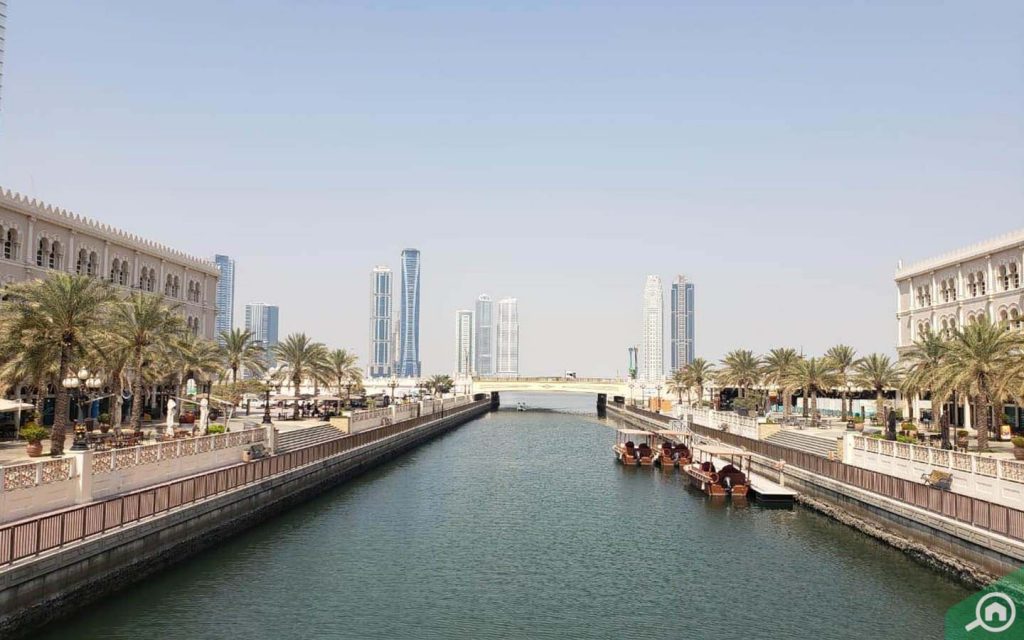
1, 1, 1021, 376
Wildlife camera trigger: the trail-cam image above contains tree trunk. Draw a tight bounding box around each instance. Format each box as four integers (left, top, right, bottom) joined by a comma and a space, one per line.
130, 349, 145, 430
841, 386, 849, 421
802, 387, 809, 417
782, 388, 791, 419
232, 366, 238, 384
51, 346, 72, 455
293, 375, 301, 420
875, 390, 884, 425
811, 390, 818, 427
111, 376, 124, 429
905, 394, 914, 422
976, 393, 991, 451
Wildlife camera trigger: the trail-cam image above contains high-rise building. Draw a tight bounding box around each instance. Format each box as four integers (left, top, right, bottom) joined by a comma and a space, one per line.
455, 309, 475, 376
213, 255, 236, 343
474, 294, 494, 376
496, 297, 519, 377
670, 275, 695, 372
641, 275, 664, 383
369, 266, 394, 378
627, 346, 639, 379
245, 302, 280, 372
0, 1, 7, 112
397, 249, 421, 378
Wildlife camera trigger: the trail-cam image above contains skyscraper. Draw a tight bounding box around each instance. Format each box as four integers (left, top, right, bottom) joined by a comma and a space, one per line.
369, 266, 393, 378
670, 275, 695, 372
627, 346, 639, 379
0, 1, 6, 112
213, 254, 236, 343
641, 275, 664, 383
455, 309, 475, 376
474, 294, 494, 376
496, 297, 519, 377
245, 302, 280, 371
397, 249, 421, 378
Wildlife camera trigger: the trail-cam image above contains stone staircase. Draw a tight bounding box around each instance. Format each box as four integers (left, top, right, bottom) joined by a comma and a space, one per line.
763, 430, 839, 458
275, 424, 345, 452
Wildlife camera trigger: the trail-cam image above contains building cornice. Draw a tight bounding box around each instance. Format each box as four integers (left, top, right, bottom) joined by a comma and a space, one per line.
895, 228, 1024, 281
0, 187, 219, 276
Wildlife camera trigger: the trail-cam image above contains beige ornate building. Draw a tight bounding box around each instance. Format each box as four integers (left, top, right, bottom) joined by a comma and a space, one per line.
896, 228, 1024, 351
0, 188, 219, 338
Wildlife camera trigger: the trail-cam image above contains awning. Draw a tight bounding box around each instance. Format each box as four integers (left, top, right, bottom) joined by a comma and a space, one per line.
0, 399, 34, 413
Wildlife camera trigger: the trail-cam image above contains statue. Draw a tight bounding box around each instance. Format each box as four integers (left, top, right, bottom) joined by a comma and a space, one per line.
166, 397, 177, 436
199, 397, 210, 432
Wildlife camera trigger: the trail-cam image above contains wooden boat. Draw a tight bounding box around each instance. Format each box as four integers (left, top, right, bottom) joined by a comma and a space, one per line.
653, 430, 692, 468
613, 429, 656, 466
683, 447, 752, 497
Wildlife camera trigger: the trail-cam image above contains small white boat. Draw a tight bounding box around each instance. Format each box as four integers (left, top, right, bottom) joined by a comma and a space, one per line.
516, 402, 527, 411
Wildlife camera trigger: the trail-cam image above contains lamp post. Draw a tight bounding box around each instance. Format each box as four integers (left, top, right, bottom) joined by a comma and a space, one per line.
63, 368, 103, 451
389, 374, 398, 406
262, 377, 273, 425
656, 384, 663, 414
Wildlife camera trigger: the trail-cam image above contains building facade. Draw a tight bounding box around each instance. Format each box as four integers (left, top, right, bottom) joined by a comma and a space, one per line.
670, 275, 695, 372
0, 188, 219, 338
496, 297, 519, 377
397, 249, 421, 378
245, 302, 280, 370
474, 294, 494, 376
368, 265, 393, 378
455, 309, 475, 376
0, 1, 6, 111
641, 275, 664, 383
896, 229, 1024, 350
213, 254, 235, 342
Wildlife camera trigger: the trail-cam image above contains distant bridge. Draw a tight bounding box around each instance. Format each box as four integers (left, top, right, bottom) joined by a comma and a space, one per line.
469, 377, 629, 397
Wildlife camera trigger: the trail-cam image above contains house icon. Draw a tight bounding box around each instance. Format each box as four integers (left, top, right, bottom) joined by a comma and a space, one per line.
984, 600, 1010, 624
965, 592, 1018, 633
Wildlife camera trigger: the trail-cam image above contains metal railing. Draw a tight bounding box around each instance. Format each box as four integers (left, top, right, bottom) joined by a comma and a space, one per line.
0, 400, 488, 567
622, 405, 1024, 542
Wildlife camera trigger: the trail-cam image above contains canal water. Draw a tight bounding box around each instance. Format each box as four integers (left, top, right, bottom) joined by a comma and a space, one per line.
41, 394, 969, 640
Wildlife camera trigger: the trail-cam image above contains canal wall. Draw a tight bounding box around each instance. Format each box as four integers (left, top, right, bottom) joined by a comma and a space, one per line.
0, 401, 491, 639
607, 403, 1022, 583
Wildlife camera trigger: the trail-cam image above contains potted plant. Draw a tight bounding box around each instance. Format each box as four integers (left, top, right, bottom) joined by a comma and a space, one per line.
1012, 436, 1024, 461
956, 429, 970, 450
180, 411, 196, 425
20, 423, 49, 457
98, 412, 111, 433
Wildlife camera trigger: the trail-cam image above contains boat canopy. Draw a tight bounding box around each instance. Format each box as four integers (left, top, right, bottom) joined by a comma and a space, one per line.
694, 448, 751, 457
655, 430, 689, 437
616, 429, 651, 436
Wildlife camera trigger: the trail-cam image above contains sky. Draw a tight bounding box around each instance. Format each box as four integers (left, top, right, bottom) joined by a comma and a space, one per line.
0, 1, 1022, 377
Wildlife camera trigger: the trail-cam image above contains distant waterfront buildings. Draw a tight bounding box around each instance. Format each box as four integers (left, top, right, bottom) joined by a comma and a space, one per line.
474, 294, 494, 376
213, 255, 235, 342
455, 309, 475, 376
670, 275, 694, 372
496, 297, 520, 377
245, 302, 280, 370
397, 249, 422, 378
641, 275, 664, 383
627, 346, 638, 379
369, 266, 394, 378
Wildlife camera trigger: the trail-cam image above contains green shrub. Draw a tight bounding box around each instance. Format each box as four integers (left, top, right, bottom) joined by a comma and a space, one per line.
206, 424, 226, 434
900, 422, 917, 431
98, 412, 111, 425
1012, 436, 1024, 449
956, 429, 969, 438
896, 434, 916, 444
853, 415, 865, 423
19, 423, 49, 443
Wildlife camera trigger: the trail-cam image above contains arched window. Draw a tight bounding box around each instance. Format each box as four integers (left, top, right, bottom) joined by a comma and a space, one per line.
48, 241, 62, 270
87, 252, 99, 277
977, 271, 986, 295
999, 309, 1010, 327
1011, 263, 1021, 289
3, 228, 17, 260
119, 261, 130, 286
165, 274, 174, 296
172, 276, 180, 298
1012, 308, 1023, 331
36, 238, 48, 267
967, 273, 976, 297
76, 249, 88, 274
139, 267, 154, 292
110, 258, 121, 282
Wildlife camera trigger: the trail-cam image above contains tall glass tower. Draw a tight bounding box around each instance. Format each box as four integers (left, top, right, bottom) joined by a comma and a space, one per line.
474, 294, 494, 376
213, 255, 235, 343
455, 309, 475, 376
245, 302, 280, 372
397, 249, 421, 378
670, 275, 695, 372
369, 266, 393, 378
0, 1, 7, 112
496, 297, 519, 377
641, 275, 664, 383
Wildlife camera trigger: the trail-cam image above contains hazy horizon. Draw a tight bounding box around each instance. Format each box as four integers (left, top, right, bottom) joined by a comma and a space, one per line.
1, 1, 1021, 376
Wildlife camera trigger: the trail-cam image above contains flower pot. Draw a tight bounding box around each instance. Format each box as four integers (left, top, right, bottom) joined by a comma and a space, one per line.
26, 441, 43, 457
100, 424, 110, 434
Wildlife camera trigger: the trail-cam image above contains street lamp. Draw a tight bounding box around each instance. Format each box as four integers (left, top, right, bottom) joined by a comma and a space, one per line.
656, 384, 663, 414
63, 368, 103, 451
389, 374, 398, 406
262, 376, 273, 425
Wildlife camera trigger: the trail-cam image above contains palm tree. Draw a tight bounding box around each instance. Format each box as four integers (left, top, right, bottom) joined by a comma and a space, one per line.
667, 368, 688, 404
761, 348, 800, 418
323, 349, 361, 404
272, 333, 328, 419
220, 328, 267, 383
164, 333, 224, 399
785, 357, 839, 425
424, 374, 454, 397
718, 350, 761, 412
825, 344, 858, 421
0, 338, 59, 422
902, 331, 952, 448
0, 274, 115, 454
109, 293, 185, 430
853, 353, 902, 433
92, 332, 133, 429
931, 319, 1024, 451
682, 358, 715, 408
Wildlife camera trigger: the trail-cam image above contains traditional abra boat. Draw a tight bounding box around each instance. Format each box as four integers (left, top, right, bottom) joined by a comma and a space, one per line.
653, 430, 692, 468
683, 447, 752, 497
613, 429, 656, 466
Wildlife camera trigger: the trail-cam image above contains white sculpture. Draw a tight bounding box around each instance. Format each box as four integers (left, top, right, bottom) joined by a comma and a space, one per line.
166, 397, 177, 436
199, 397, 210, 431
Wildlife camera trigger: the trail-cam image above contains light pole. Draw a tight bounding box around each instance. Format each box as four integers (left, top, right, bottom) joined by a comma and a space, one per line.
656, 384, 663, 414
63, 368, 103, 451
262, 376, 273, 425
389, 374, 398, 406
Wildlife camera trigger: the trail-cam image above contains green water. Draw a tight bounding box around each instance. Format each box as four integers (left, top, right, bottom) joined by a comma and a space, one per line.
40, 394, 970, 639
